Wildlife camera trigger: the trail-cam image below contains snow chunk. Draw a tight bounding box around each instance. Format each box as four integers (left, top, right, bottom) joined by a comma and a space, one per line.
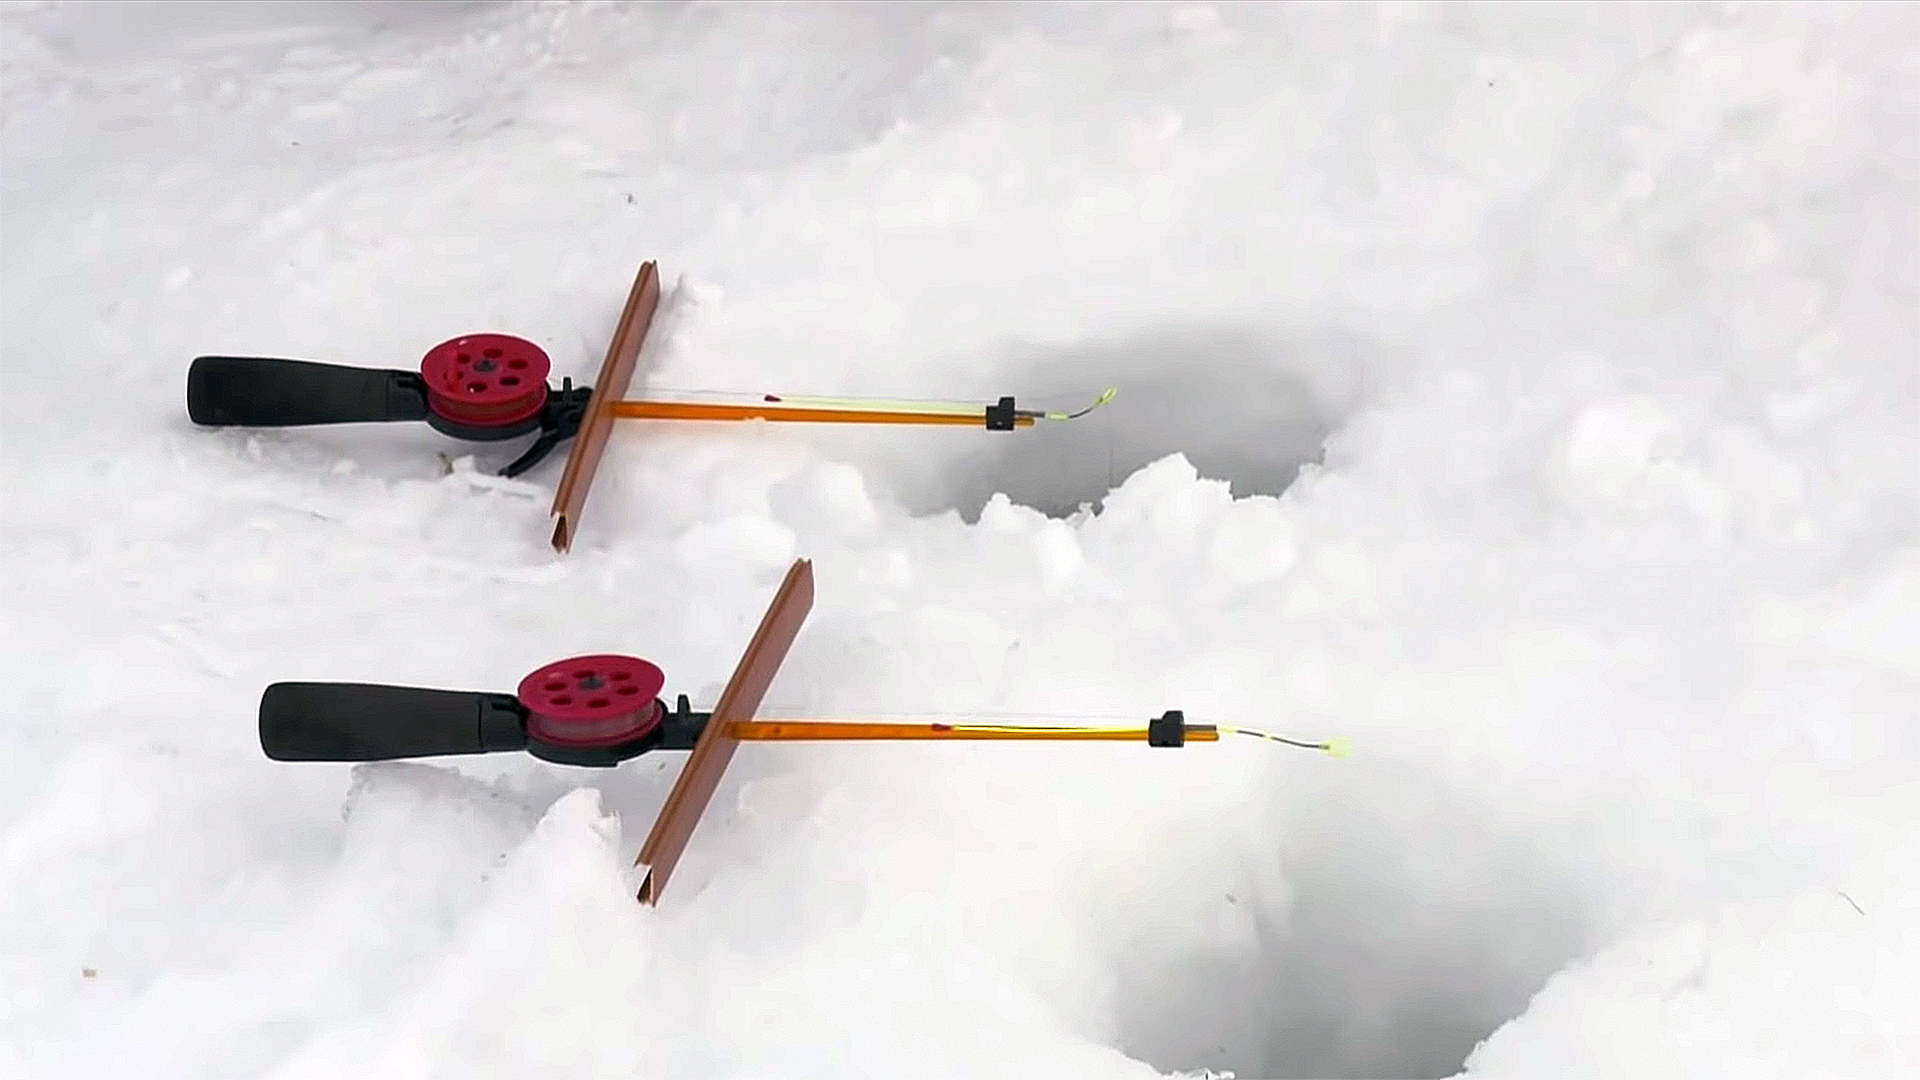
768, 461, 880, 540
672, 515, 799, 577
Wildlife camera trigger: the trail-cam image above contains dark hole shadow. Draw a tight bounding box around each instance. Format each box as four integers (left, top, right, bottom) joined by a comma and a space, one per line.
879, 324, 1356, 521
1105, 760, 1595, 1080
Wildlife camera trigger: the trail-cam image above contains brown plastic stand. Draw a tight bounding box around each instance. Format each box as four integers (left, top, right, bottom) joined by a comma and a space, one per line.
549, 260, 661, 553
633, 557, 814, 904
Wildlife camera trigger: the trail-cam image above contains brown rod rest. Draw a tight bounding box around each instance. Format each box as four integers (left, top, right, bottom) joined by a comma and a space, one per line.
549, 260, 661, 553
633, 558, 814, 905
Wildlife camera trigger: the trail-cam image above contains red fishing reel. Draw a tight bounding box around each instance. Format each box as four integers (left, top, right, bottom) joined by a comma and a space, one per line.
516, 653, 669, 754
417, 333, 554, 439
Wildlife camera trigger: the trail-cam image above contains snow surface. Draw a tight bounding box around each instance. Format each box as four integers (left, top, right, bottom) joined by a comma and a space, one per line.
2, 1, 1915, 1077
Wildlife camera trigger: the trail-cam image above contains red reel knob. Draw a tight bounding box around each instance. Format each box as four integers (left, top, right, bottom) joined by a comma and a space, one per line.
419, 333, 551, 430
516, 653, 665, 749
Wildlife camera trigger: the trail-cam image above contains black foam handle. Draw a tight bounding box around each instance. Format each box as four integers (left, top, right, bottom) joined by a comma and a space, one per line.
259, 682, 528, 761
188, 355, 429, 427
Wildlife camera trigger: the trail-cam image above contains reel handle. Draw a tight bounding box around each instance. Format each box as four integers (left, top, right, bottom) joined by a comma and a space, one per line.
188, 355, 429, 427
259, 682, 527, 761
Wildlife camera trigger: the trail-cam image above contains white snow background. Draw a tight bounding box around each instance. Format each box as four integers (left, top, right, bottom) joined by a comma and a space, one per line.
2, 1, 1916, 1077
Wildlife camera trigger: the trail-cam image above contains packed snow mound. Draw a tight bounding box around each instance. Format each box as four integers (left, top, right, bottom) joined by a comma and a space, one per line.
2, 2, 1916, 1079
1463, 831, 1920, 1078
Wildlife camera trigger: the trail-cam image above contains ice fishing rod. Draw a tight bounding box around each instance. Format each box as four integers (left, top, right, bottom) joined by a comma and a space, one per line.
259, 651, 1341, 767
258, 655, 1227, 768
254, 559, 1341, 907
186, 334, 1113, 475
182, 261, 1117, 554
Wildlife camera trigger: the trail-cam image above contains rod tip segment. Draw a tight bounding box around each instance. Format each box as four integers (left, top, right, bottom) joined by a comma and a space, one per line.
1045, 386, 1119, 421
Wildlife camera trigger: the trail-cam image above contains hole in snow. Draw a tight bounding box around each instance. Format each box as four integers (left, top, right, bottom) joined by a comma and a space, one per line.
883, 325, 1350, 521
1101, 764, 1591, 1079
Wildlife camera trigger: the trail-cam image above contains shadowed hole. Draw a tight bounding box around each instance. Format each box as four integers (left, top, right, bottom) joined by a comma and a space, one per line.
869, 324, 1359, 521
1099, 760, 1592, 1079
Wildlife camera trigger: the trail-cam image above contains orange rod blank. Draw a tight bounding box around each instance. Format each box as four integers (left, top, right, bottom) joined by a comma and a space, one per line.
609, 400, 1034, 427
728, 720, 1220, 742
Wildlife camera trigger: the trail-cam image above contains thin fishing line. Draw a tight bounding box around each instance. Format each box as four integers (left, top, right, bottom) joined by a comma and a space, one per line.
1042, 386, 1118, 421
1218, 726, 1352, 757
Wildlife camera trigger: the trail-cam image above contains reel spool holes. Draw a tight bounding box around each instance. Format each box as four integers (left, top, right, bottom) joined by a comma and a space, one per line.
516, 654, 667, 760
419, 333, 552, 439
